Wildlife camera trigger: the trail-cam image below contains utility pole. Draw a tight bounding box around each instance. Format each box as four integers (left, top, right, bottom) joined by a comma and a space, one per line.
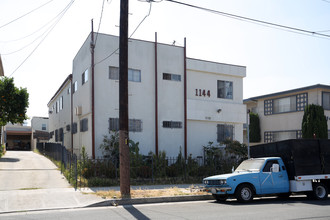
119, 0, 130, 197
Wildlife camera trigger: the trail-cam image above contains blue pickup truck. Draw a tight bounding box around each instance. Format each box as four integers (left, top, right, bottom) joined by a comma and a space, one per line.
203, 139, 330, 202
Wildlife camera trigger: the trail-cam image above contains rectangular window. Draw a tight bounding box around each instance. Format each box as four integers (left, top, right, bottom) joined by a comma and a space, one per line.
80, 118, 88, 132
72, 122, 77, 134
217, 80, 233, 99
217, 124, 234, 142
109, 66, 141, 82
163, 73, 181, 81
55, 129, 58, 142
42, 124, 46, 131
264, 130, 302, 143
66, 124, 70, 132
129, 119, 143, 132
273, 96, 296, 113
264, 93, 307, 115
59, 128, 63, 141
128, 69, 141, 82
82, 69, 88, 85
109, 66, 119, 80
322, 92, 330, 110
73, 81, 78, 93
59, 96, 63, 110
56, 101, 59, 113
162, 121, 182, 129
68, 87, 71, 94
109, 118, 143, 132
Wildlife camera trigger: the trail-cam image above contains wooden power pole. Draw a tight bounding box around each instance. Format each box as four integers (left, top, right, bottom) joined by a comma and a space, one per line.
119, 0, 130, 197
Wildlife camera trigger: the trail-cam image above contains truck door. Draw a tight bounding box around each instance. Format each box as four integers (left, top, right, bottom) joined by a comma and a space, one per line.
259, 160, 289, 194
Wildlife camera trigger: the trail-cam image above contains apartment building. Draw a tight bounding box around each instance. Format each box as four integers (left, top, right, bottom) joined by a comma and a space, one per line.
48, 33, 246, 159
244, 84, 330, 144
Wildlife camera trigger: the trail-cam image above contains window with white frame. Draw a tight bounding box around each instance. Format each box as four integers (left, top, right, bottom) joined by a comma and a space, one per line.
42, 124, 46, 131
82, 69, 88, 85
73, 81, 78, 93
217, 80, 233, 99
109, 66, 141, 82
59, 96, 63, 110
56, 100, 59, 113
217, 124, 234, 142
322, 92, 330, 110
264, 93, 307, 115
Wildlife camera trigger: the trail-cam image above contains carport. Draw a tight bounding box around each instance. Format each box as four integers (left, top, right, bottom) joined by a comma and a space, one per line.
5, 125, 32, 151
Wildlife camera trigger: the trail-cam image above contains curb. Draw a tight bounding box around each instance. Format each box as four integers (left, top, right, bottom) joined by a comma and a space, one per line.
87, 195, 214, 207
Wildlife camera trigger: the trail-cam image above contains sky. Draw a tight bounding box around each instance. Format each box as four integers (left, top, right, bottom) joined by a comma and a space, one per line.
0, 0, 330, 124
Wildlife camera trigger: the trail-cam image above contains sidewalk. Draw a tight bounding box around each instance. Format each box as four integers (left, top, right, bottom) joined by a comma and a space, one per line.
0, 151, 211, 214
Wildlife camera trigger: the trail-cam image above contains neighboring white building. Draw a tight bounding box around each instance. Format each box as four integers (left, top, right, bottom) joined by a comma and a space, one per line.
31, 117, 49, 132
48, 33, 246, 159
244, 84, 330, 144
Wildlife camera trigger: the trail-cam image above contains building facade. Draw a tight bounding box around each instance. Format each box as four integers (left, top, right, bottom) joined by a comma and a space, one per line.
244, 84, 330, 144
48, 33, 246, 159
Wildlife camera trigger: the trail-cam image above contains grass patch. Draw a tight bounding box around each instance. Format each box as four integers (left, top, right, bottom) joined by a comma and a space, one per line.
95, 186, 207, 199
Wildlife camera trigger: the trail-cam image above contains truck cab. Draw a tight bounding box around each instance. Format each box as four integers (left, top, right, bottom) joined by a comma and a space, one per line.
203, 157, 290, 202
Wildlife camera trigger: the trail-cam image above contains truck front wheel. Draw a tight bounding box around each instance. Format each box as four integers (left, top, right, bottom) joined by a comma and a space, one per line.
312, 183, 328, 200
235, 184, 254, 203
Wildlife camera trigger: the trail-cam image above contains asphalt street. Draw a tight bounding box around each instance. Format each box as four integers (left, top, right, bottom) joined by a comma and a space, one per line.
1, 196, 330, 220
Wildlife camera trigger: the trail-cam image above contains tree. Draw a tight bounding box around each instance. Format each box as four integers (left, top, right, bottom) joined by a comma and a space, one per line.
0, 77, 29, 126
302, 104, 328, 139
249, 112, 261, 142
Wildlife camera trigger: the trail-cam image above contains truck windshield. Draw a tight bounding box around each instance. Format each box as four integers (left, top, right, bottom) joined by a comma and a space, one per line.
235, 159, 265, 172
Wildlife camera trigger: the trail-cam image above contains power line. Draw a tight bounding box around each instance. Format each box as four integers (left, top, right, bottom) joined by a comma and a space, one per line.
2, 3, 75, 55
0, 0, 54, 29
94, 1, 153, 66
94, 0, 108, 46
9, 0, 75, 77
164, 0, 330, 39
0, 3, 73, 44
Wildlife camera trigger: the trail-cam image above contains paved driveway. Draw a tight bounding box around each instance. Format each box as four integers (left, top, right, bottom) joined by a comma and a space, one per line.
0, 151, 103, 213
0, 151, 70, 190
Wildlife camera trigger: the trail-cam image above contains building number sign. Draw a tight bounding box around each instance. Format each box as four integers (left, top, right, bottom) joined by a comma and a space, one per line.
195, 89, 211, 97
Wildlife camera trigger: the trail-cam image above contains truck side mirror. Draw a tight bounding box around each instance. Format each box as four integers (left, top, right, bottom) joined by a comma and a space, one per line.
271, 164, 280, 173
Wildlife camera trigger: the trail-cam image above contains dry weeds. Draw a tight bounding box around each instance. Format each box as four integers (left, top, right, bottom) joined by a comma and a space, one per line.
95, 185, 207, 199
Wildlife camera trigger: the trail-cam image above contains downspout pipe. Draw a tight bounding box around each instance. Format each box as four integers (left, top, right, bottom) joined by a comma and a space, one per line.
184, 38, 187, 159
91, 20, 96, 159
154, 32, 158, 156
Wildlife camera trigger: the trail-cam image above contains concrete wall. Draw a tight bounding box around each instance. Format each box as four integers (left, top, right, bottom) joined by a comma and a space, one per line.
50, 33, 246, 158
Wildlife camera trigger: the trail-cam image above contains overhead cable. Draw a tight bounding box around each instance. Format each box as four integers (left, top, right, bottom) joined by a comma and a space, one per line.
9, 0, 75, 77
164, 0, 330, 39
0, 0, 54, 29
